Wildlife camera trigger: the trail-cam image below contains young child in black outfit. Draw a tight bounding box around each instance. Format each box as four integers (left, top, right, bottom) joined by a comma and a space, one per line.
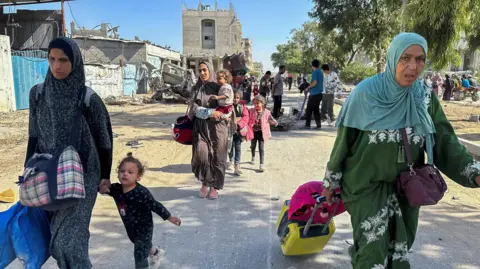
108, 153, 182, 269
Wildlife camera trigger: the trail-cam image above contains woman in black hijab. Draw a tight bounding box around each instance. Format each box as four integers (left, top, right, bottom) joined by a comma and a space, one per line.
25, 37, 113, 268
188, 61, 229, 199
442, 74, 454, 101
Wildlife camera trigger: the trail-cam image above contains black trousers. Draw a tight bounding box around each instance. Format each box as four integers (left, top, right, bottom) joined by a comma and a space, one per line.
132, 232, 153, 268
273, 95, 282, 118
305, 94, 323, 127
251, 131, 265, 164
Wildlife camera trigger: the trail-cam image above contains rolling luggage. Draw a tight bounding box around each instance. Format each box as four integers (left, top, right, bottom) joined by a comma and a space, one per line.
276, 181, 345, 256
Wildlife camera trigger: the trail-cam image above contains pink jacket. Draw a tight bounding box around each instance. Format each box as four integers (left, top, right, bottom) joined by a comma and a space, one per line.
246, 108, 278, 142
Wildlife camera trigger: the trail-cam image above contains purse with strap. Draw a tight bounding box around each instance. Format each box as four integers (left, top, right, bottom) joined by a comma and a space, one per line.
396, 128, 447, 207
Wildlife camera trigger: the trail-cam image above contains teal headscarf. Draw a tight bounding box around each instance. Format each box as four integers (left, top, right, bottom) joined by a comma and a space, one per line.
336, 32, 436, 164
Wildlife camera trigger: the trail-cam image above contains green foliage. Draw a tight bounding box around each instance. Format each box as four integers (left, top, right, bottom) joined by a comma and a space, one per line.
249, 70, 260, 79
339, 63, 377, 83
273, 0, 480, 74
310, 0, 402, 73
270, 21, 359, 75
404, 0, 471, 69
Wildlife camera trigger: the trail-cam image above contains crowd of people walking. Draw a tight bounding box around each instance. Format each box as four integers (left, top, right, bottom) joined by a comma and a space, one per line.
5, 31, 480, 269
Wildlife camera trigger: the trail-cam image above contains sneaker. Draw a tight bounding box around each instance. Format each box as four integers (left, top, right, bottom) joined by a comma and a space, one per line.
314, 126, 322, 130
300, 125, 311, 130
251, 157, 255, 165
234, 165, 242, 176
149, 247, 164, 269
227, 162, 234, 171
259, 164, 265, 173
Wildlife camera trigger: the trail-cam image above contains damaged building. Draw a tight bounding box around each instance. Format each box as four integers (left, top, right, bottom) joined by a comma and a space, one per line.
71, 23, 186, 95
0, 8, 63, 50
182, 1, 252, 75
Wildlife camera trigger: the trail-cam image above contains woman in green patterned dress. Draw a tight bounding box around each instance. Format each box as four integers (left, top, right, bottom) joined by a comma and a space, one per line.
322, 33, 480, 269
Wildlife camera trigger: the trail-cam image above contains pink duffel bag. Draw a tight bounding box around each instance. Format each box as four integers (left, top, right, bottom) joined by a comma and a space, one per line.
287, 181, 346, 224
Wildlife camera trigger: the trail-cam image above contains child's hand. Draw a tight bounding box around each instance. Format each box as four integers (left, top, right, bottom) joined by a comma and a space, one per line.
209, 95, 219, 100
168, 216, 182, 226
98, 179, 111, 194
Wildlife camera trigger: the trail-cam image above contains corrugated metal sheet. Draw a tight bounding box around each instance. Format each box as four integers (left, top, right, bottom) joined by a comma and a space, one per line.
11, 51, 48, 110
123, 64, 137, 96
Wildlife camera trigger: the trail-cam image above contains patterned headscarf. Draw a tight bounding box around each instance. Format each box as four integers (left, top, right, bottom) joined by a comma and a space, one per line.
37, 37, 87, 154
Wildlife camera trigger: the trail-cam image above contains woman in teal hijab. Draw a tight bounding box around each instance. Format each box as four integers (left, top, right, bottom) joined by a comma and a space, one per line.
322, 33, 480, 269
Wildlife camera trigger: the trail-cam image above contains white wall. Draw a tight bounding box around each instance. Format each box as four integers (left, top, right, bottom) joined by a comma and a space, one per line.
146, 44, 181, 62
0, 35, 16, 112
84, 64, 123, 98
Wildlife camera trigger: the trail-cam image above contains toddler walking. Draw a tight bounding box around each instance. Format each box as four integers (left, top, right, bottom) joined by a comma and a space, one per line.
108, 153, 182, 269
247, 95, 278, 172
210, 70, 234, 120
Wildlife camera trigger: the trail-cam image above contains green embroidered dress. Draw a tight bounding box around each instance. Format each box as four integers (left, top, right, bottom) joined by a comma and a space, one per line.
324, 88, 480, 269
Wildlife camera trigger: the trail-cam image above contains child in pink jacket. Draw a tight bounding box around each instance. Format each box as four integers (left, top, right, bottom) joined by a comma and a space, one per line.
247, 95, 278, 172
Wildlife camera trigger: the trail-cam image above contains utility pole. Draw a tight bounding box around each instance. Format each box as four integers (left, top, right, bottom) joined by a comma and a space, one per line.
61, 0, 67, 36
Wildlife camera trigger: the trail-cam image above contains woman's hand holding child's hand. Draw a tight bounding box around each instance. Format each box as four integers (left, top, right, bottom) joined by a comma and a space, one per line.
98, 179, 111, 194
209, 95, 219, 101
168, 216, 182, 226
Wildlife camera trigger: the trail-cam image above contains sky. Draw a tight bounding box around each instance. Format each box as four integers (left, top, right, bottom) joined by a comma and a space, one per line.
3, 0, 314, 71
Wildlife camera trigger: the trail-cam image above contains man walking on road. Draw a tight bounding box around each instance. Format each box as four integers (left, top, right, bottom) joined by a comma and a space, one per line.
320, 64, 340, 124
272, 65, 286, 118
302, 59, 324, 129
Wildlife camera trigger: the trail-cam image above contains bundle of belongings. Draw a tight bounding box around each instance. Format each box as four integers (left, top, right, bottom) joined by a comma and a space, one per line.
0, 201, 51, 268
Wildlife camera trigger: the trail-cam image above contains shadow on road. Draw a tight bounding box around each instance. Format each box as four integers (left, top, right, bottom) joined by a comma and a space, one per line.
150, 164, 192, 174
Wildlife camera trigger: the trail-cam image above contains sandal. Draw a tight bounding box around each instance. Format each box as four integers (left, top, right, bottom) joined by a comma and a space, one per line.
199, 185, 209, 198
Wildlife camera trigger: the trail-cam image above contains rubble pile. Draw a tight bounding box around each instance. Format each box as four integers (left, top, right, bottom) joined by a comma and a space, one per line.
271, 107, 301, 132
151, 69, 197, 104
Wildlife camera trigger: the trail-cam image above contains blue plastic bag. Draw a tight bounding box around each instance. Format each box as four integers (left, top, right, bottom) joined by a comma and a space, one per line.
0, 202, 51, 269
11, 205, 51, 269
0, 202, 21, 268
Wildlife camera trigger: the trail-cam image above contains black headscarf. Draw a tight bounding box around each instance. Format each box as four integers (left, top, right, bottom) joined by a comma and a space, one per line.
37, 37, 86, 154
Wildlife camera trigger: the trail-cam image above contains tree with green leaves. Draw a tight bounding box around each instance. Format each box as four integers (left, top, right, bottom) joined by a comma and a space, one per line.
403, 0, 480, 70
310, 0, 403, 73
270, 22, 359, 75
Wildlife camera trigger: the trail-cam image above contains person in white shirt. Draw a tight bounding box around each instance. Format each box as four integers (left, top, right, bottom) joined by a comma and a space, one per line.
321, 64, 341, 123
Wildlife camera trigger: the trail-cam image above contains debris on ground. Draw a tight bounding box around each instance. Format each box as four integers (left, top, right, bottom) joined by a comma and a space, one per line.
271, 107, 300, 131
126, 139, 143, 148
468, 114, 480, 122
151, 68, 196, 103
112, 132, 124, 138
270, 196, 280, 201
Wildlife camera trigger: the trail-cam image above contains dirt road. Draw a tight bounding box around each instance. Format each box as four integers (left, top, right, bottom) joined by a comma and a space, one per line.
3, 91, 480, 269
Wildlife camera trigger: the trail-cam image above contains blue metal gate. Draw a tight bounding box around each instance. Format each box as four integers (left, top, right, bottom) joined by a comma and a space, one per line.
11, 50, 49, 110
123, 64, 137, 96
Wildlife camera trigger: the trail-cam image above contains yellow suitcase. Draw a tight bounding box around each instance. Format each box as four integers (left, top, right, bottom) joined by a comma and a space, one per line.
276, 199, 336, 256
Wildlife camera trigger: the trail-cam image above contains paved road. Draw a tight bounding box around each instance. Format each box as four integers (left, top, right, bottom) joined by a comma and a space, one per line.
7, 90, 480, 269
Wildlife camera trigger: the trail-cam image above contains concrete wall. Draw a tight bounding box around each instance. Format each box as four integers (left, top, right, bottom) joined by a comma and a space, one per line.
85, 64, 123, 98
0, 35, 16, 112
146, 44, 181, 62
73, 37, 147, 65
0, 9, 63, 50
182, 9, 243, 57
